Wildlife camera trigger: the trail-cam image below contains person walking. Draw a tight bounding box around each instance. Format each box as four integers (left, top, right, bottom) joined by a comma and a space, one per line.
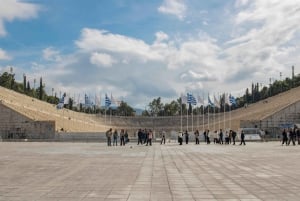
231, 130, 237, 145
228, 130, 232, 144
184, 130, 189, 144
146, 129, 153, 146
178, 131, 183, 145
120, 129, 125, 146
194, 129, 200, 144
239, 130, 246, 145
203, 130, 207, 143
225, 131, 230, 144
213, 130, 218, 144
113, 129, 118, 146
206, 130, 210, 144
143, 129, 148, 144
282, 129, 288, 146
161, 130, 166, 144
219, 129, 224, 144
124, 130, 129, 144
287, 128, 296, 146
137, 129, 143, 145
106, 128, 112, 146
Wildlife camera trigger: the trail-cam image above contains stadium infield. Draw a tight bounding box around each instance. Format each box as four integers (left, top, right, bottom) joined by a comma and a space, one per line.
0, 141, 299, 201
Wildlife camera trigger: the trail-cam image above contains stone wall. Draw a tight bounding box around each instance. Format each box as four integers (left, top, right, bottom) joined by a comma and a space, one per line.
0, 103, 55, 139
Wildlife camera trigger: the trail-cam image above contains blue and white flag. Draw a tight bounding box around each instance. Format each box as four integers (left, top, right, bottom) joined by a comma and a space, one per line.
105, 94, 111, 107
229, 95, 237, 105
208, 95, 215, 107
187, 93, 197, 105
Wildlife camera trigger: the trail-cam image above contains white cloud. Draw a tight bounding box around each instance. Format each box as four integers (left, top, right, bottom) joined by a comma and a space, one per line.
154, 31, 169, 43
224, 0, 300, 81
0, 48, 11, 60
76, 28, 164, 62
0, 0, 39, 37
90, 52, 117, 67
42, 47, 61, 62
158, 0, 186, 20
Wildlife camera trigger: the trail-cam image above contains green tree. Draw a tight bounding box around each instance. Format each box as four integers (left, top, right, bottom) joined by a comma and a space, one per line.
39, 77, 43, 100
164, 100, 180, 116
148, 97, 164, 116
0, 72, 14, 88
116, 101, 135, 116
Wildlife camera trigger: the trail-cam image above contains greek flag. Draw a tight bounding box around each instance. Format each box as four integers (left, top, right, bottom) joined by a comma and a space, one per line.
105, 94, 111, 107
187, 93, 197, 105
229, 95, 237, 105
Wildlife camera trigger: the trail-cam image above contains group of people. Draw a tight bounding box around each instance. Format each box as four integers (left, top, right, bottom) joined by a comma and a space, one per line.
105, 128, 129, 146
137, 128, 154, 146
178, 129, 245, 145
281, 127, 300, 146
105, 127, 300, 147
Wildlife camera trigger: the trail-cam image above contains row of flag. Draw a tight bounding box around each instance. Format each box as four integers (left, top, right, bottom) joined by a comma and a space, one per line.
181, 93, 236, 108
57, 93, 121, 109
57, 92, 237, 109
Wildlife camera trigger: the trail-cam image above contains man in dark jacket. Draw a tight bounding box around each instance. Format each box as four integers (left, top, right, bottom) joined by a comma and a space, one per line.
137, 129, 143, 145
282, 129, 288, 146
231, 130, 237, 145
184, 130, 189, 144
239, 130, 246, 145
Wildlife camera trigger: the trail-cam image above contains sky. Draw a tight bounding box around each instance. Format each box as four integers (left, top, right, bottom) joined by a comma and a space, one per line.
0, 0, 300, 108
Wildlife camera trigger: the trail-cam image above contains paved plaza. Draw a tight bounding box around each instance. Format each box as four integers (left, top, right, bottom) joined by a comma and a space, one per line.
0, 141, 299, 201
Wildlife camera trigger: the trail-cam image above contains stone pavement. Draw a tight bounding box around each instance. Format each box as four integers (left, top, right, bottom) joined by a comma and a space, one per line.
0, 141, 299, 201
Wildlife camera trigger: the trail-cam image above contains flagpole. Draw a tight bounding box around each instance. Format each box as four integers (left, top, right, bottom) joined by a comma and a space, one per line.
197, 106, 199, 130
218, 93, 220, 131
208, 94, 210, 131
63, 108, 64, 131
213, 98, 215, 132
202, 106, 204, 133
208, 105, 210, 131
224, 94, 226, 130
186, 103, 188, 132
202, 93, 205, 133
192, 105, 194, 132
230, 104, 232, 130
180, 96, 183, 132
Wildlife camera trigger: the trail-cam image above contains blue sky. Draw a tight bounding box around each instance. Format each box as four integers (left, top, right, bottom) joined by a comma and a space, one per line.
1, 0, 300, 108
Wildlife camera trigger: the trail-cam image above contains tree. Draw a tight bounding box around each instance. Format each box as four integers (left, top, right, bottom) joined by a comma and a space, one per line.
116, 101, 135, 116
39, 77, 43, 100
0, 72, 13, 88
177, 97, 187, 115
245, 88, 250, 103
148, 97, 164, 116
164, 100, 180, 116
23, 74, 26, 93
